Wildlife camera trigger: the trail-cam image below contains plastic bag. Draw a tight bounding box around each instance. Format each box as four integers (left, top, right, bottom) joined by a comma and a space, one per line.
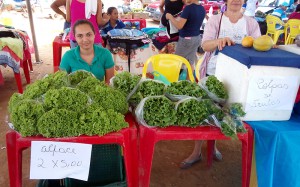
198, 76, 228, 104
165, 80, 208, 102
220, 115, 237, 139
127, 78, 167, 107
135, 96, 177, 128
68, 70, 95, 86
109, 72, 141, 96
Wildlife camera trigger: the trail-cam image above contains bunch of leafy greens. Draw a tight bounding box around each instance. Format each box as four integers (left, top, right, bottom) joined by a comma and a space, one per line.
8, 93, 23, 113
10, 100, 45, 137
176, 98, 209, 127
220, 115, 238, 139
37, 108, 79, 137
143, 96, 177, 127
76, 76, 106, 94
166, 80, 207, 98
43, 87, 89, 112
229, 103, 246, 117
23, 71, 69, 99
88, 85, 128, 114
68, 70, 94, 85
206, 76, 228, 99
129, 80, 165, 106
79, 104, 128, 136
202, 99, 225, 121
112, 71, 141, 95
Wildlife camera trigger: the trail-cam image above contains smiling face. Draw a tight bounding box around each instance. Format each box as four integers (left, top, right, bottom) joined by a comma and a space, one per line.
226, 0, 244, 12
74, 23, 95, 50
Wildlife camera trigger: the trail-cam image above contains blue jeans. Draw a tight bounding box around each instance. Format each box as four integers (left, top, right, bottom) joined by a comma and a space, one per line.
64, 21, 71, 31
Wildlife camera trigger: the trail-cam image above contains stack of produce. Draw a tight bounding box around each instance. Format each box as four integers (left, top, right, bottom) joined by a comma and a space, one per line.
8, 71, 129, 138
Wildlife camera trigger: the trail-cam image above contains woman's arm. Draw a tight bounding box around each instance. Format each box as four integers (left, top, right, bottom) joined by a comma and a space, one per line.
202, 37, 235, 52
105, 67, 114, 84
159, 0, 165, 14
166, 13, 186, 29
66, 0, 71, 22
96, 0, 103, 25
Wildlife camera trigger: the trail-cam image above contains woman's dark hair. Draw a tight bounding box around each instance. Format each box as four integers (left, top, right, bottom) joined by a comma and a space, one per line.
73, 19, 95, 35
296, 4, 300, 12
107, 7, 117, 15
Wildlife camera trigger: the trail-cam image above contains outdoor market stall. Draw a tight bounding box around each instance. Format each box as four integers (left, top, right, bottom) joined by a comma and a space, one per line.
214, 44, 300, 187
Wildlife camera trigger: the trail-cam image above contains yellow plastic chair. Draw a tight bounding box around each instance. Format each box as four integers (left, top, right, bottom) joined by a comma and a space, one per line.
284, 19, 300, 45
142, 54, 195, 83
195, 56, 204, 81
266, 14, 285, 44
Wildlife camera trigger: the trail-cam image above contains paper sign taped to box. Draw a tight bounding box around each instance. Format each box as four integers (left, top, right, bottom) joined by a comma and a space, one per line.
30, 141, 92, 181
245, 76, 299, 111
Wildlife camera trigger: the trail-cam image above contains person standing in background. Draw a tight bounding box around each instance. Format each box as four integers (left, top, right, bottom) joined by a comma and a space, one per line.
288, 0, 299, 13
66, 0, 104, 48
244, 0, 258, 17
183, 0, 261, 169
50, 0, 71, 30
166, 0, 205, 83
289, 4, 300, 19
160, 0, 184, 38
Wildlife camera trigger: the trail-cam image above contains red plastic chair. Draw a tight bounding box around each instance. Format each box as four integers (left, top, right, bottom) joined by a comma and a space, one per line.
52, 36, 70, 72
138, 123, 253, 187
13, 57, 30, 94
6, 114, 138, 187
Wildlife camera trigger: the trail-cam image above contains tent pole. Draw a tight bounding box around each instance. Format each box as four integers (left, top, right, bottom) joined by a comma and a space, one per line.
25, 0, 41, 63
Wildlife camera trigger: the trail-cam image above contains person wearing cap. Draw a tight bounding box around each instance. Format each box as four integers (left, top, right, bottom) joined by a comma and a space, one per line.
271, 2, 289, 30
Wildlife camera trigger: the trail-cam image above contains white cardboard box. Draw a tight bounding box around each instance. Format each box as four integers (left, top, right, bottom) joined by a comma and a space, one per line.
215, 52, 300, 121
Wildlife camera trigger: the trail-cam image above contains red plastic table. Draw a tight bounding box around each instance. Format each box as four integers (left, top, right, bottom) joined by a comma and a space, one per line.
52, 36, 70, 72
6, 114, 138, 187
138, 123, 254, 187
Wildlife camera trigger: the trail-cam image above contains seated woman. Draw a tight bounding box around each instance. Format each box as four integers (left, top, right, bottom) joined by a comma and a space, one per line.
101, 7, 126, 35
60, 19, 114, 84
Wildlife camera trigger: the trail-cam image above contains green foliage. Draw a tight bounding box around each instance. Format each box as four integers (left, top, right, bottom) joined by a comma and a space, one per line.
176, 99, 209, 127
143, 96, 177, 127
37, 109, 79, 138
79, 106, 128, 136
112, 71, 141, 95
229, 103, 246, 117
202, 99, 225, 121
23, 79, 50, 99
69, 70, 94, 85
88, 86, 128, 114
10, 100, 45, 137
76, 76, 106, 94
206, 76, 228, 99
23, 71, 69, 99
43, 87, 89, 113
166, 80, 207, 98
44, 71, 69, 89
8, 93, 23, 113
129, 80, 165, 105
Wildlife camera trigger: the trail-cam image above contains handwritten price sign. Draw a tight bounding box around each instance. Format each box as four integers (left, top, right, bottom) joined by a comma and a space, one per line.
245, 76, 299, 111
30, 141, 92, 181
